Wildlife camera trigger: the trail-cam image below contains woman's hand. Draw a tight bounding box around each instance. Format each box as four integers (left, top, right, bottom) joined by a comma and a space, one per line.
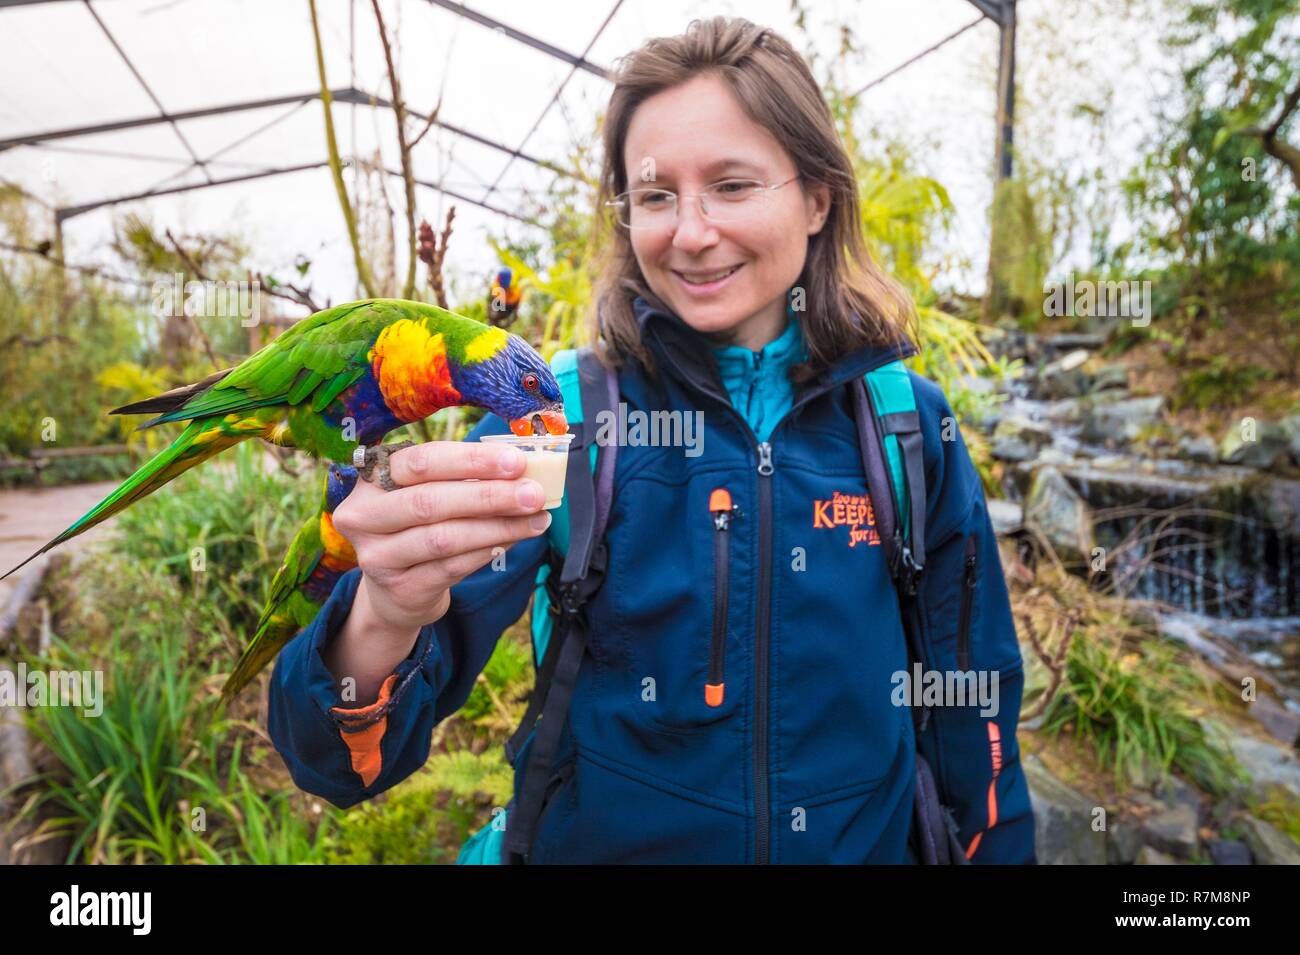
323, 440, 552, 703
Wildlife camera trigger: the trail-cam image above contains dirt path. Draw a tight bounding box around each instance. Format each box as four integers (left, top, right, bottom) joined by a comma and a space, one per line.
0, 482, 121, 609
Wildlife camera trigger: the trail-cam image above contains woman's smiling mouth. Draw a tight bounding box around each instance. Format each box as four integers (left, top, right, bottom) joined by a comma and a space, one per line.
672, 263, 744, 294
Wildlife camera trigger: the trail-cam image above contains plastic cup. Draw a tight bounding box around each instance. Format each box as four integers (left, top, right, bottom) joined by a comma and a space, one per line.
480, 432, 575, 510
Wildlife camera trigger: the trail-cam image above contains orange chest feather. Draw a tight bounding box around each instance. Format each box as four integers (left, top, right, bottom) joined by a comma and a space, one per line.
368, 320, 463, 422
319, 512, 357, 569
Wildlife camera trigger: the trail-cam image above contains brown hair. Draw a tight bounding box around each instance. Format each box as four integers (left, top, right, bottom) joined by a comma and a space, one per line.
590, 15, 918, 385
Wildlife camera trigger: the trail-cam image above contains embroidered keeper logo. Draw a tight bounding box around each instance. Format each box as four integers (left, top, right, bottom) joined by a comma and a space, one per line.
812, 490, 880, 548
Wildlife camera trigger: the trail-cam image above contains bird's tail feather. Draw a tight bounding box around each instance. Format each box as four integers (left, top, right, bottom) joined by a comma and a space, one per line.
221, 614, 298, 703
1, 416, 258, 581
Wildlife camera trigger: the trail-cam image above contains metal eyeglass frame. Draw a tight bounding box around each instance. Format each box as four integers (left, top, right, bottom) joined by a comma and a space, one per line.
605, 174, 802, 229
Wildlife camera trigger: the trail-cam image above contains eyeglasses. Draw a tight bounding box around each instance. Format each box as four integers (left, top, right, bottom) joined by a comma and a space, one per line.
605, 175, 802, 229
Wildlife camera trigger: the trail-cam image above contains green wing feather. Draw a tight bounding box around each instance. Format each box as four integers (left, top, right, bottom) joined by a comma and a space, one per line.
142, 299, 466, 428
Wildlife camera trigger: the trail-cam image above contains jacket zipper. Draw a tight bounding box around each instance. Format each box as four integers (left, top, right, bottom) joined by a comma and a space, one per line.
753, 439, 774, 863
956, 534, 977, 671
707, 488, 739, 707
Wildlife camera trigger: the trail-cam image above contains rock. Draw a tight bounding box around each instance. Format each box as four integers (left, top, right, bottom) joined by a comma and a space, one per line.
1256, 475, 1300, 536
1176, 435, 1218, 464
1106, 818, 1145, 865
1152, 774, 1203, 816
988, 499, 1024, 537
1044, 333, 1106, 351
1278, 413, 1300, 464
1081, 395, 1166, 447
1038, 397, 1090, 425
1023, 466, 1094, 565
1022, 754, 1107, 864
1038, 350, 1092, 399
1208, 839, 1252, 865
1218, 420, 1291, 470
1140, 804, 1199, 859
1135, 846, 1180, 864
1081, 314, 1126, 341
1210, 794, 1249, 829
1090, 365, 1129, 392
992, 416, 1054, 462
1226, 734, 1300, 801
1040, 367, 1091, 400
1236, 815, 1300, 865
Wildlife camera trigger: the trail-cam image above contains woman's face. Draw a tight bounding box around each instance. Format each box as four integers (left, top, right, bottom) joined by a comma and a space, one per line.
621, 72, 831, 348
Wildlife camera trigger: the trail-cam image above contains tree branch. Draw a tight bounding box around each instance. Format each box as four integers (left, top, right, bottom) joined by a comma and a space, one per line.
308, 0, 378, 297
371, 0, 419, 300
1238, 73, 1300, 189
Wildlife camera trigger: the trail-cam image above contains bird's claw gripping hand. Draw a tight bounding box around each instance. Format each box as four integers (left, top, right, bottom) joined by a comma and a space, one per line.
353, 441, 415, 492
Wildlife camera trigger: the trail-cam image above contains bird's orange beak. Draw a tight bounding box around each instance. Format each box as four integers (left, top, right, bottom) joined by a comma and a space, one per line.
540, 410, 568, 434
508, 410, 569, 436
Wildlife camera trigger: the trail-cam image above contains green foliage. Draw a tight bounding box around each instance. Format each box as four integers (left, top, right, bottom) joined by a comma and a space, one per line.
174, 742, 336, 864
1123, 0, 1299, 362
15, 619, 202, 864
0, 189, 150, 464
1173, 355, 1276, 411
491, 245, 591, 362
112, 441, 319, 635
1037, 621, 1246, 796
325, 747, 516, 866
1246, 785, 1300, 845
327, 778, 451, 865
5, 549, 335, 864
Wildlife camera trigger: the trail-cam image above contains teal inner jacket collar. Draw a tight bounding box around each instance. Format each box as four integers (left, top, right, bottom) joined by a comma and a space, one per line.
707, 292, 808, 442
629, 289, 919, 423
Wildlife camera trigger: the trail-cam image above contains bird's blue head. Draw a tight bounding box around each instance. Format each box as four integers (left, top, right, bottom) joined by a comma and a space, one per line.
325, 464, 359, 512
496, 267, 514, 289
453, 333, 567, 436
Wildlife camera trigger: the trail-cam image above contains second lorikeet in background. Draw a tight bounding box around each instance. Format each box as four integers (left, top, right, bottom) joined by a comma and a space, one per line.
222, 463, 359, 702
487, 267, 523, 325
1, 298, 567, 581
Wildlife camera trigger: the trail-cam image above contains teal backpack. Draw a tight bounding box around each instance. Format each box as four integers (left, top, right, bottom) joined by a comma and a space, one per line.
456, 345, 959, 865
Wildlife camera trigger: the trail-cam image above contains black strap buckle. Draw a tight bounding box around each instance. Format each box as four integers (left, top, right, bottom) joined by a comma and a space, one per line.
887, 527, 922, 597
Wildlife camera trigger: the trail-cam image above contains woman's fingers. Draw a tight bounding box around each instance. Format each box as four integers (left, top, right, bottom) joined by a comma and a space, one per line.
335, 472, 546, 537
360, 511, 552, 572
375, 545, 513, 598
388, 440, 525, 487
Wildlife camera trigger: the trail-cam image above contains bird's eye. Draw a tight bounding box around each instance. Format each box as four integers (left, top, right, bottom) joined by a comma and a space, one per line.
522, 373, 540, 393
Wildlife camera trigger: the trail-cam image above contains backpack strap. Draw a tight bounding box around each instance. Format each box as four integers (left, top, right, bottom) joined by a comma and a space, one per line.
851, 360, 969, 866
850, 362, 928, 732
850, 360, 926, 595
503, 346, 618, 864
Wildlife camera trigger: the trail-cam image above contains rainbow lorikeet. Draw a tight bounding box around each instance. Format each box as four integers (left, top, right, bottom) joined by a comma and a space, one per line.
1, 298, 566, 581
488, 267, 523, 323
222, 463, 359, 702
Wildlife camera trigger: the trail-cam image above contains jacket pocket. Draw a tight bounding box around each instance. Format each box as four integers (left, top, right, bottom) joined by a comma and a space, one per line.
705, 488, 735, 708
639, 485, 740, 733
956, 533, 978, 671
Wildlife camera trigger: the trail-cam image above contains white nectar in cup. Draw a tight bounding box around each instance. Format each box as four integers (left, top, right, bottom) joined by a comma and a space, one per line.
480, 432, 575, 510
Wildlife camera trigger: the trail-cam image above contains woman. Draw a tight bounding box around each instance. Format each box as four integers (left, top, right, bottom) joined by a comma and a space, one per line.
268, 16, 1036, 864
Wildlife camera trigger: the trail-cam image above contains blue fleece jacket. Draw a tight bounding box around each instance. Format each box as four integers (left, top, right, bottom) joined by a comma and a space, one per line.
265, 293, 1038, 865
